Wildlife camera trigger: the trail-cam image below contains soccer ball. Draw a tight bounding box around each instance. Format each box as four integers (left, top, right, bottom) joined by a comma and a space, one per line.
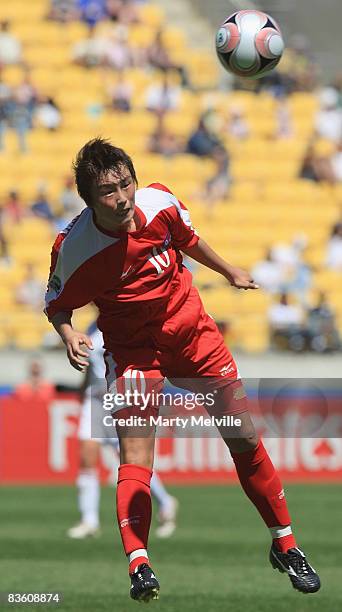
215, 10, 284, 78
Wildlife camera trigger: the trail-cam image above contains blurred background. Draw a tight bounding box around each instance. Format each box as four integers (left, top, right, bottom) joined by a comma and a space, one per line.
0, 0, 342, 369
0, 2, 341, 609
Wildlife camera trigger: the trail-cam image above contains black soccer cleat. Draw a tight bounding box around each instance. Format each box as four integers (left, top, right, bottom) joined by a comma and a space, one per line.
130, 563, 160, 602
269, 543, 321, 593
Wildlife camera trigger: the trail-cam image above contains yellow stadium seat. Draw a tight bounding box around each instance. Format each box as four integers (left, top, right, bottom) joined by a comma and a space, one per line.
72, 306, 97, 332
0, 327, 10, 348
163, 27, 187, 51
25, 46, 70, 67
13, 330, 43, 350
10, 243, 51, 266
200, 288, 235, 320
232, 315, 270, 352
0, 286, 15, 308
128, 25, 155, 47
9, 218, 54, 243
239, 330, 269, 353
314, 270, 342, 293
139, 3, 164, 28
61, 22, 89, 44
2, 1, 45, 21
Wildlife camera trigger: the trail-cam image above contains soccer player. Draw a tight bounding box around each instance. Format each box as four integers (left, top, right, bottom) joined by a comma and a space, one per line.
68, 320, 178, 540
45, 138, 320, 602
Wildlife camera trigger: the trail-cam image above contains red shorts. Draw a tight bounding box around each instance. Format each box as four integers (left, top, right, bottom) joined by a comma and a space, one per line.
103, 287, 246, 417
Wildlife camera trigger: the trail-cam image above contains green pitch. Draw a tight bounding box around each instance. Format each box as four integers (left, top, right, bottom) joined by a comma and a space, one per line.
0, 484, 340, 612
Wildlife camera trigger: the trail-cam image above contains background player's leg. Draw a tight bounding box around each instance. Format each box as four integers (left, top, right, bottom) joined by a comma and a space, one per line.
77, 440, 101, 527
68, 393, 101, 539
151, 472, 178, 538
116, 423, 156, 574
67, 440, 100, 538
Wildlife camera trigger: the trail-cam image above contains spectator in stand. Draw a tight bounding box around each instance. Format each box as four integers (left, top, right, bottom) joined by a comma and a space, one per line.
254, 239, 312, 304
72, 25, 108, 68
105, 27, 133, 70
331, 73, 342, 108
15, 263, 46, 311
3, 190, 25, 224
145, 74, 180, 116
253, 34, 318, 96
252, 248, 285, 294
0, 21, 22, 66
107, 69, 133, 112
0, 204, 10, 265
106, 0, 140, 25
254, 68, 295, 98
147, 115, 183, 157
186, 113, 222, 158
35, 96, 61, 131
329, 141, 342, 183
268, 292, 304, 351
16, 73, 38, 116
204, 145, 231, 204
0, 77, 11, 151
299, 142, 335, 183
226, 105, 249, 140
15, 359, 55, 401
283, 34, 318, 92
306, 292, 340, 352
146, 29, 190, 88
106, 0, 122, 20
47, 0, 79, 23
7, 87, 32, 153
59, 175, 84, 222
315, 87, 342, 143
274, 96, 294, 139
1, 82, 32, 153
326, 221, 342, 270
0, 72, 11, 99
77, 0, 106, 27
30, 188, 55, 225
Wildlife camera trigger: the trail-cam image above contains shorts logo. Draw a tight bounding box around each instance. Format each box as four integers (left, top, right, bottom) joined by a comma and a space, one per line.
49, 274, 62, 294
121, 264, 137, 280
219, 363, 235, 376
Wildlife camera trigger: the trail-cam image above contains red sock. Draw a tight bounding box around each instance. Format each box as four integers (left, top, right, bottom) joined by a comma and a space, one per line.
231, 439, 295, 547
116, 464, 152, 574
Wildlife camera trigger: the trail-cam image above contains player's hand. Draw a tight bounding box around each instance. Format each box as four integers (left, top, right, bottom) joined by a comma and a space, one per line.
63, 330, 93, 371
226, 267, 259, 290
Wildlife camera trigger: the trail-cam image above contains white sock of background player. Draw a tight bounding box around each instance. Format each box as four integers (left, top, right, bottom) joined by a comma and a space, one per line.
76, 469, 100, 528
150, 472, 174, 512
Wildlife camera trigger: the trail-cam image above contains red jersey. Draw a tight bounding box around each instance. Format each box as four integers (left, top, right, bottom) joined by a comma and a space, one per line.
44, 183, 199, 339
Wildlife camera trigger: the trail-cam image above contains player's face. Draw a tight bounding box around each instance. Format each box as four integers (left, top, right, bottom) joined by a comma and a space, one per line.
92, 166, 136, 229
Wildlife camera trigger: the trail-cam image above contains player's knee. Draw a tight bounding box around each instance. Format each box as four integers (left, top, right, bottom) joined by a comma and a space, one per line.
225, 433, 259, 454
119, 438, 154, 469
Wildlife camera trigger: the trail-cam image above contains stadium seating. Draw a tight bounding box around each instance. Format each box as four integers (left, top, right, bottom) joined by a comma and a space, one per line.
0, 1, 340, 352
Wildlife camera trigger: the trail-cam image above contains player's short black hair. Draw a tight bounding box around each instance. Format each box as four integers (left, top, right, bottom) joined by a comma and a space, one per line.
73, 137, 137, 206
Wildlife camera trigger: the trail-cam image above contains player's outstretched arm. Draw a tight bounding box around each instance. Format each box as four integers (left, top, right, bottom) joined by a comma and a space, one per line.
182, 238, 259, 290
51, 312, 93, 372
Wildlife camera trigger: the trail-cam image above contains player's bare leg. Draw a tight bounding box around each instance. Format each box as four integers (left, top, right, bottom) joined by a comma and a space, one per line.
67, 440, 101, 539
116, 422, 160, 602
213, 382, 320, 593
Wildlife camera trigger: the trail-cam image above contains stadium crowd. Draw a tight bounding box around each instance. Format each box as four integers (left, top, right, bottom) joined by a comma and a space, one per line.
0, 1, 341, 352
